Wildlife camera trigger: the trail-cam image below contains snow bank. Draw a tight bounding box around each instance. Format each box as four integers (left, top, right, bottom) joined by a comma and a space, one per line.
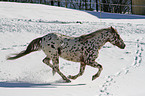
0, 2, 99, 22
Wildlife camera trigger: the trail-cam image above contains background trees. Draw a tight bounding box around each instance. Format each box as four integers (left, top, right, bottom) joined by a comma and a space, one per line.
7, 0, 131, 14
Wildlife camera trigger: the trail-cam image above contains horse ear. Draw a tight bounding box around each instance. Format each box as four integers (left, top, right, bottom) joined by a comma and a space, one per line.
111, 26, 113, 29
110, 26, 114, 33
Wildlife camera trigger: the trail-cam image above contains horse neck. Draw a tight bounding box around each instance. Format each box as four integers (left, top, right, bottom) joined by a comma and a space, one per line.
93, 30, 111, 49
79, 28, 112, 49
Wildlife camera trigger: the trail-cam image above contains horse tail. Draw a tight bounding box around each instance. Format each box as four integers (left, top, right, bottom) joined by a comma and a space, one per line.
7, 37, 42, 60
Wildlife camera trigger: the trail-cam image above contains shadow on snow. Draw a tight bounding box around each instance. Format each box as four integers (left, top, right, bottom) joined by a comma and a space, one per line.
86, 11, 145, 19
0, 82, 86, 88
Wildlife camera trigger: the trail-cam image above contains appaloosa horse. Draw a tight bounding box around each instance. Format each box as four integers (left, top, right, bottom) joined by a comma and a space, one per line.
7, 26, 125, 82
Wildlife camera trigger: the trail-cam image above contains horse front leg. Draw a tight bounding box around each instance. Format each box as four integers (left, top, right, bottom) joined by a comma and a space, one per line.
68, 62, 86, 80
87, 61, 103, 81
43, 57, 71, 83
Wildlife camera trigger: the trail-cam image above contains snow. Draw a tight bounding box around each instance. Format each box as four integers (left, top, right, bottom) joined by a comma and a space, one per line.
0, 2, 98, 21
0, 2, 145, 96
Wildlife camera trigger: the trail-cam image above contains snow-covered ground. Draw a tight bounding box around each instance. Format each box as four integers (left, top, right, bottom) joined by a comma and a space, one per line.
0, 2, 145, 96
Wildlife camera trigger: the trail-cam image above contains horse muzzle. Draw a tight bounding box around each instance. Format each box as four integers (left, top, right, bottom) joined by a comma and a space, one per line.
120, 44, 126, 49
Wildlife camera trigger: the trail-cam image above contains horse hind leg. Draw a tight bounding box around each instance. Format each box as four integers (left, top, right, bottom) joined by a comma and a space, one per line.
52, 57, 59, 75
87, 62, 103, 81
42, 57, 71, 83
68, 62, 86, 80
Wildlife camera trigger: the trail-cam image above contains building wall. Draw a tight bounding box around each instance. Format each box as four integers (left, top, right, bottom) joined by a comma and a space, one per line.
132, 0, 145, 15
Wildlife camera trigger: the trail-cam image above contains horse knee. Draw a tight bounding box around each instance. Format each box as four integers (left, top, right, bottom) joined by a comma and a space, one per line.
78, 72, 83, 76
52, 57, 59, 64
42, 58, 50, 64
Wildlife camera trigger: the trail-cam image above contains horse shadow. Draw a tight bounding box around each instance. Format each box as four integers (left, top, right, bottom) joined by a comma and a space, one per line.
0, 81, 86, 88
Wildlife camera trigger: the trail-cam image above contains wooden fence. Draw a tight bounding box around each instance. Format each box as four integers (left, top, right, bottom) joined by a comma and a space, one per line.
4, 0, 145, 15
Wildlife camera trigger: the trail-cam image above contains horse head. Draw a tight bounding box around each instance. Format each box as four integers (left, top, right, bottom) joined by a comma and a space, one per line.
108, 26, 126, 49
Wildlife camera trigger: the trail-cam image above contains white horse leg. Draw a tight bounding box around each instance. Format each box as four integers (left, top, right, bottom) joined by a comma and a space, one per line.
68, 62, 86, 80
43, 57, 71, 82
87, 62, 103, 81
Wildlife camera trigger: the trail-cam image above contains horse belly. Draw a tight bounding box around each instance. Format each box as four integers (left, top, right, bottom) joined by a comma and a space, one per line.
60, 51, 81, 62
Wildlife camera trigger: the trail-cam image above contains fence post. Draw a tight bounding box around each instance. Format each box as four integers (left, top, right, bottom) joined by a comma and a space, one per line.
51, 0, 54, 6
65, 0, 67, 8
99, 0, 101, 18
85, 0, 88, 10
58, 0, 60, 6
96, 0, 98, 11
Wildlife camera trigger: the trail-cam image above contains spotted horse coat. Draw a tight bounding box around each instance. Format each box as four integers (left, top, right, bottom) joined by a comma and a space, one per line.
7, 26, 126, 82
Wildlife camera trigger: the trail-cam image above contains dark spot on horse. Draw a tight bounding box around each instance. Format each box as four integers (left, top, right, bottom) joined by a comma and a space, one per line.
85, 40, 88, 43
81, 47, 84, 51
58, 47, 61, 55
44, 38, 45, 41
75, 48, 79, 51
85, 51, 88, 56
48, 37, 51, 40
51, 45, 55, 49
47, 44, 50, 46
55, 58, 59, 63
80, 56, 84, 62
51, 42, 55, 44
49, 51, 51, 53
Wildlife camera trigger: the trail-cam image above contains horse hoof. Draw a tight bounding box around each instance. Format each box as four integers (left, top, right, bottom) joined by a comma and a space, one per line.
65, 79, 71, 83
92, 75, 97, 81
92, 76, 95, 81
52, 70, 56, 76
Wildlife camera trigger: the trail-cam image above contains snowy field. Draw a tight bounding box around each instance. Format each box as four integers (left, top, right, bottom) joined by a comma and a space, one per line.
0, 2, 145, 96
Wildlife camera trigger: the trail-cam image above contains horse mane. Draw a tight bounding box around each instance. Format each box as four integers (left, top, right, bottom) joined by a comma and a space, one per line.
79, 27, 111, 41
